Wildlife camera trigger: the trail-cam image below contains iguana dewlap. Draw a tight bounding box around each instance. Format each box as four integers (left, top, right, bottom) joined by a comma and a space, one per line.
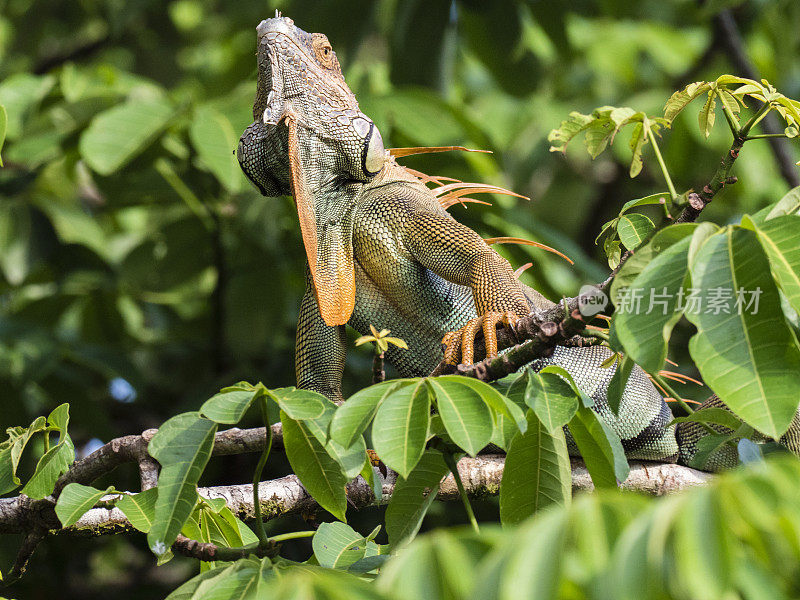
237, 16, 799, 470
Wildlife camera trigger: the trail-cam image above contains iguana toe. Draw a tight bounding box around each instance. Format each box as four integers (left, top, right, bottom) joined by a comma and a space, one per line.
442, 311, 520, 366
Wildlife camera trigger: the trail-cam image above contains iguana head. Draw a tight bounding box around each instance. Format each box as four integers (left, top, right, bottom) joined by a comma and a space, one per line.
239, 15, 385, 193
238, 15, 386, 326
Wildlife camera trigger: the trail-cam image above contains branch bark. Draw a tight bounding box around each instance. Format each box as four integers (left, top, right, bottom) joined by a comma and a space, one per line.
0, 456, 711, 538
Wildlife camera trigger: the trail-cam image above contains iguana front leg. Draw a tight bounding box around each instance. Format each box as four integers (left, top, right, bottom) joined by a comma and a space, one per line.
403, 210, 530, 365
296, 271, 348, 402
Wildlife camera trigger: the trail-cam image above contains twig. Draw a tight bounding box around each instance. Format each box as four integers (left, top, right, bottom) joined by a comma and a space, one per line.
646, 126, 678, 202
373, 351, 386, 384
172, 535, 276, 562
443, 452, 479, 533
1, 528, 46, 586
252, 398, 273, 548
714, 9, 800, 188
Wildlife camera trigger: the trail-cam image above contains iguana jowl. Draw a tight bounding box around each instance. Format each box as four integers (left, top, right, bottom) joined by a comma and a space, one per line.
237, 16, 799, 469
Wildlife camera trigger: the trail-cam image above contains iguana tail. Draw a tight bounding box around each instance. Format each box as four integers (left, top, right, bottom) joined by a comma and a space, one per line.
676, 396, 800, 471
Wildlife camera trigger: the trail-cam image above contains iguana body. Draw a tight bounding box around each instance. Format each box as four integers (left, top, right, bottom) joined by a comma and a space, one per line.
237, 16, 798, 469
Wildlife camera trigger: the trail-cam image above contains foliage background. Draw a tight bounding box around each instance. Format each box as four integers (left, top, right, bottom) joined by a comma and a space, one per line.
1, 0, 798, 597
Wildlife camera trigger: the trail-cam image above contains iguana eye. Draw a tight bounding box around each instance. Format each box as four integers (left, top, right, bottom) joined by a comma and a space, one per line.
312, 35, 335, 68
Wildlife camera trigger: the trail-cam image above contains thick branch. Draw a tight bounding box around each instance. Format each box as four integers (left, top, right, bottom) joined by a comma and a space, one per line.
1, 457, 709, 538
0, 424, 284, 536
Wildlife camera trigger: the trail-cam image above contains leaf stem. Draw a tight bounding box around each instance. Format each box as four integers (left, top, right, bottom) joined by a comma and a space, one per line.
583, 329, 610, 343
269, 530, 317, 543
720, 102, 741, 137
646, 126, 677, 209
252, 395, 273, 549
650, 372, 694, 415
442, 452, 479, 533
740, 102, 773, 137
743, 133, 790, 141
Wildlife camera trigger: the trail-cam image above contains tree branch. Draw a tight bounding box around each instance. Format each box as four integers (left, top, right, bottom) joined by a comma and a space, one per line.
0, 424, 284, 536
0, 456, 711, 541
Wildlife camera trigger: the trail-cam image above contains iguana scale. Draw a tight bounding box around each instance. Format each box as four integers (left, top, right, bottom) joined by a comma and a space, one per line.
237, 15, 800, 470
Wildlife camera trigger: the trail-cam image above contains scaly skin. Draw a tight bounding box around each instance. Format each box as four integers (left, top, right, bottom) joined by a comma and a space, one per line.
237, 15, 800, 469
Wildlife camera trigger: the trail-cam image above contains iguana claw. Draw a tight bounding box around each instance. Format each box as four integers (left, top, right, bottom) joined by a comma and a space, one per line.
442, 311, 519, 366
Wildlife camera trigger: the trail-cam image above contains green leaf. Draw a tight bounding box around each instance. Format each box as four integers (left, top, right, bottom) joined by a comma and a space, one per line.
330, 380, 413, 448
79, 97, 174, 175
752, 215, 800, 315
200, 389, 259, 424
663, 81, 712, 122
385, 450, 450, 547
55, 483, 113, 527
611, 235, 693, 371
0, 416, 46, 495
372, 380, 430, 478
698, 89, 717, 137
494, 510, 568, 600
717, 88, 741, 120
312, 522, 370, 569
360, 462, 382, 500
627, 121, 647, 177
606, 354, 634, 416
568, 406, 629, 488
595, 217, 619, 245
499, 410, 571, 525
617, 213, 655, 251
492, 372, 530, 450
686, 227, 800, 438
427, 378, 493, 456
583, 115, 614, 158
450, 376, 527, 431
197, 504, 257, 551
264, 387, 327, 420
117, 488, 159, 533
611, 223, 698, 309
164, 564, 232, 600
0, 446, 17, 496
301, 400, 368, 480
669, 407, 743, 432
0, 73, 55, 139
147, 412, 217, 556
547, 111, 595, 154
619, 192, 669, 215
524, 372, 579, 433
751, 186, 800, 223
186, 557, 269, 600
21, 404, 75, 500
21, 439, 75, 500
673, 487, 734, 599
537, 365, 592, 408
281, 411, 347, 522
190, 105, 246, 192
605, 237, 622, 269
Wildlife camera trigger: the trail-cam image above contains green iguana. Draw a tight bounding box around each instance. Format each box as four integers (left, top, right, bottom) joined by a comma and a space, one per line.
237, 15, 800, 470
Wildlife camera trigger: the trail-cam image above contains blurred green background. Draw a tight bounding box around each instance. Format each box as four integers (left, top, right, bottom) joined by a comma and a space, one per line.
1, 0, 798, 597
